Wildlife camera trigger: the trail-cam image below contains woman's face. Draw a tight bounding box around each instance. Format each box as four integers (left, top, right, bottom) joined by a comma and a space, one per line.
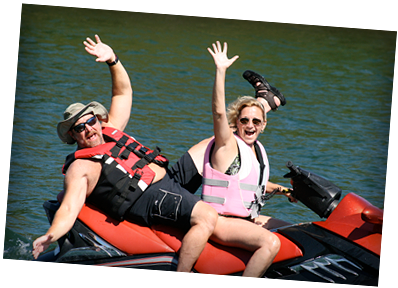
235, 106, 267, 146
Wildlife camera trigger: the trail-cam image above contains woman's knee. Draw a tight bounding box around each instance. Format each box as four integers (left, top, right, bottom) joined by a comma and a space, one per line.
254, 229, 280, 254
266, 233, 281, 255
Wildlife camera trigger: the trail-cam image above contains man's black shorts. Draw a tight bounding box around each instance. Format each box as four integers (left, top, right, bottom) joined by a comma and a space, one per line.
170, 151, 203, 193
126, 152, 202, 230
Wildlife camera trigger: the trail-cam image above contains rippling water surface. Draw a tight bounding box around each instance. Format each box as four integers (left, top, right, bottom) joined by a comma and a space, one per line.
4, 5, 395, 260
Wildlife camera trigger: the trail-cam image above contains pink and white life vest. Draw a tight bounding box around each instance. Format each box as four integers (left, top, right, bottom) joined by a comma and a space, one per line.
201, 135, 269, 218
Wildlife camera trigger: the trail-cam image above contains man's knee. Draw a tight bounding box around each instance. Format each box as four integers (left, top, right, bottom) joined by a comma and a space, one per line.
190, 201, 218, 233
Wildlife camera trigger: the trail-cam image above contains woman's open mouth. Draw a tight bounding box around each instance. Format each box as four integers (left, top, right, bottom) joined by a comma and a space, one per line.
245, 130, 256, 137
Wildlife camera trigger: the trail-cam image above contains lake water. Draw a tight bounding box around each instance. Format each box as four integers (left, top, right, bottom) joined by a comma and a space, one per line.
3, 4, 395, 264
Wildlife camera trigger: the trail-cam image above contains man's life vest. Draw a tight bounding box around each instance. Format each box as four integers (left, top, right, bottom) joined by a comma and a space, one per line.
62, 127, 169, 220
201, 135, 269, 218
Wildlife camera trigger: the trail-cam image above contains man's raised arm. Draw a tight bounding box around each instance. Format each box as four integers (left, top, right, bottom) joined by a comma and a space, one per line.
84, 35, 133, 131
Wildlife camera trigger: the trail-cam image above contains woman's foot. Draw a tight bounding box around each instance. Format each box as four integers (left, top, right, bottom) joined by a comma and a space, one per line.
243, 70, 286, 112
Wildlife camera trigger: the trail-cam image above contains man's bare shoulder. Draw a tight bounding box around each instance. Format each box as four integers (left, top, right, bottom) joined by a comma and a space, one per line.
66, 158, 102, 177
64, 158, 102, 196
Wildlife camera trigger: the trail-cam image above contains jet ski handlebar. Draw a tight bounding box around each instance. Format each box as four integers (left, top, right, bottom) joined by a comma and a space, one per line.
284, 161, 342, 218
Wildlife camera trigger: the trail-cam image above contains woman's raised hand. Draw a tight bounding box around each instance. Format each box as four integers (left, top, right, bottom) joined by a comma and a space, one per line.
207, 41, 239, 70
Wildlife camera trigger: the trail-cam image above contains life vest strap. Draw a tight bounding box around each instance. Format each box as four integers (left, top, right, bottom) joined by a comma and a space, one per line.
120, 142, 135, 159
239, 183, 258, 192
203, 178, 261, 193
254, 141, 265, 186
202, 177, 266, 217
101, 154, 146, 220
130, 170, 143, 189
202, 178, 229, 187
111, 173, 136, 218
132, 146, 161, 170
201, 194, 225, 204
105, 130, 166, 171
201, 194, 253, 209
109, 135, 129, 158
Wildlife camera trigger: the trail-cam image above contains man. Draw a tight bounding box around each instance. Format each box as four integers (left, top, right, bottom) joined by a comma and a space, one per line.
33, 36, 289, 277
32, 35, 219, 273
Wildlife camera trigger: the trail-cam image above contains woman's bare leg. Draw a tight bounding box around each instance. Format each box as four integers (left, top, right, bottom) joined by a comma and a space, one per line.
254, 215, 291, 230
210, 216, 280, 277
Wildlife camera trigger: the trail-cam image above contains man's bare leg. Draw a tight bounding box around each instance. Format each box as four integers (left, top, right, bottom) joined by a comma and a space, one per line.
176, 201, 218, 272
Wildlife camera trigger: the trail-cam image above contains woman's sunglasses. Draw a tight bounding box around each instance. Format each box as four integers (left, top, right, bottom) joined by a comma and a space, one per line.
71, 115, 98, 133
239, 117, 263, 126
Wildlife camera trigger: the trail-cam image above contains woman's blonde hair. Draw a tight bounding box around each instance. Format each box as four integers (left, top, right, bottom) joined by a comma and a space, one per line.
227, 96, 266, 130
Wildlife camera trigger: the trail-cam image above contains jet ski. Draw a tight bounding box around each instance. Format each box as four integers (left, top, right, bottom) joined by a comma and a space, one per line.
35, 162, 382, 286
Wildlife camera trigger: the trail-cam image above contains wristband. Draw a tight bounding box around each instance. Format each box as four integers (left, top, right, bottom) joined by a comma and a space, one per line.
107, 54, 119, 66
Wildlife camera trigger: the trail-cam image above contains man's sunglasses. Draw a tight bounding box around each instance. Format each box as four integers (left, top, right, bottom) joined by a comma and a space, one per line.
71, 115, 98, 133
239, 117, 263, 126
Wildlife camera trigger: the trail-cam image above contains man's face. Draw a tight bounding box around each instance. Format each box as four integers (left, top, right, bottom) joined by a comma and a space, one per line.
68, 113, 103, 149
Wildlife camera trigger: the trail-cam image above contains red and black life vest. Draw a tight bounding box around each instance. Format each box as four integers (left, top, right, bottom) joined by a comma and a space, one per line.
62, 126, 169, 220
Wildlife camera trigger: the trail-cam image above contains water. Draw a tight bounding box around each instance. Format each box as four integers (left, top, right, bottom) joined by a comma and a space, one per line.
3, 5, 395, 261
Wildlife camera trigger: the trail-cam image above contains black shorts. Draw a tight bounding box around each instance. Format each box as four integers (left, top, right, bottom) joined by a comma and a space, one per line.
170, 151, 203, 193
125, 157, 201, 231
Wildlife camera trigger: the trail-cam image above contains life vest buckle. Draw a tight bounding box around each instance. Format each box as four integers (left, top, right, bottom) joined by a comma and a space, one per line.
129, 170, 143, 191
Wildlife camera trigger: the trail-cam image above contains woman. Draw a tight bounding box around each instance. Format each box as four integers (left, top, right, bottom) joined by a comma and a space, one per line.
189, 41, 295, 277
201, 41, 295, 223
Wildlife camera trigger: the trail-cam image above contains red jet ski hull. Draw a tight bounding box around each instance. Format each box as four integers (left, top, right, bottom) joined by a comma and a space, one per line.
36, 161, 382, 285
